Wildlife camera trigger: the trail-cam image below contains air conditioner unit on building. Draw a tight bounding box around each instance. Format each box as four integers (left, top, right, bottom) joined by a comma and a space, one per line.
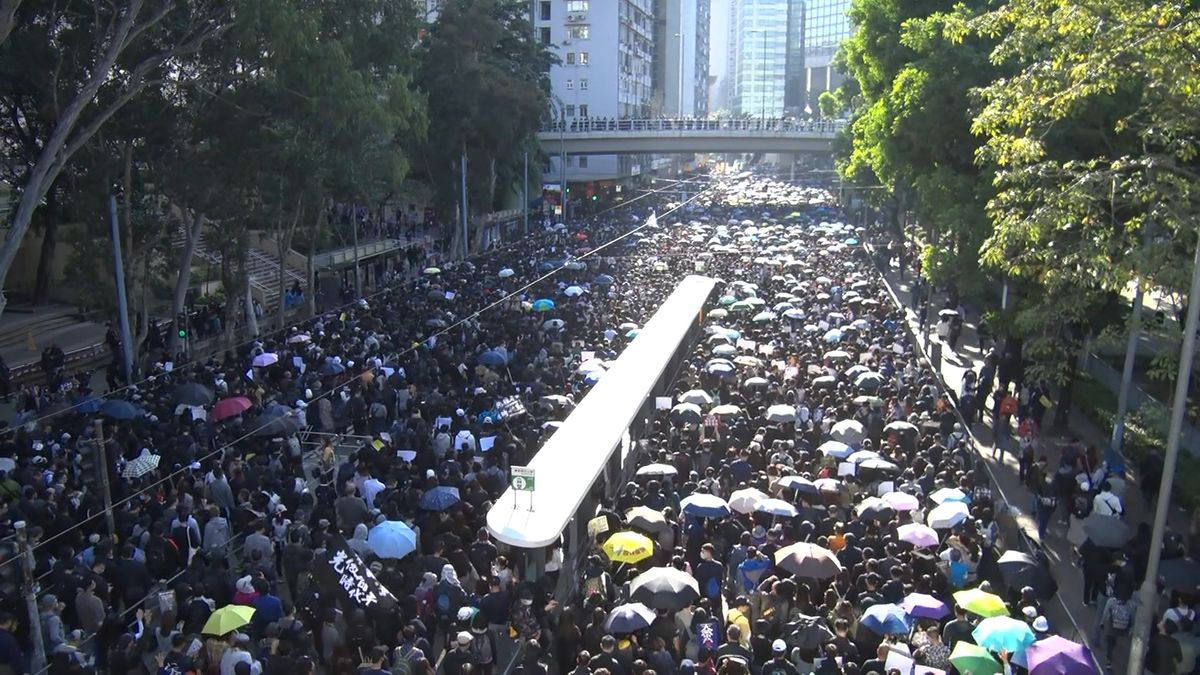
566, 13, 584, 22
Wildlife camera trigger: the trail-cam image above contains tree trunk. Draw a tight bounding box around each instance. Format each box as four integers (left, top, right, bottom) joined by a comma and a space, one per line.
244, 267, 258, 339
277, 199, 302, 330
1054, 339, 1081, 430
121, 140, 137, 346
32, 187, 58, 305
307, 201, 323, 318
168, 211, 204, 352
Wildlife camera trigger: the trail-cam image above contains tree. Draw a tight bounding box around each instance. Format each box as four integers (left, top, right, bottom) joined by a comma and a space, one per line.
416, 0, 556, 254
0, 0, 231, 316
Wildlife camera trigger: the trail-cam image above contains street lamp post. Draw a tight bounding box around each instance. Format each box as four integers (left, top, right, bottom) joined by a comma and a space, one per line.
761, 29, 768, 120
674, 32, 685, 116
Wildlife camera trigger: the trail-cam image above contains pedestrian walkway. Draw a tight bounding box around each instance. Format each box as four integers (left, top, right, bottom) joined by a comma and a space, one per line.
868, 247, 1152, 673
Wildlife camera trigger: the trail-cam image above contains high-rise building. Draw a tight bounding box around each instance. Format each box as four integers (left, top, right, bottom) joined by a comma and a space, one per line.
803, 0, 851, 115
538, 0, 658, 181
655, 0, 712, 117
729, 0, 803, 118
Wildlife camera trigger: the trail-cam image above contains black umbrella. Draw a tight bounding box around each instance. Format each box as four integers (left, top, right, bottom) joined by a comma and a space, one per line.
629, 567, 700, 611
249, 414, 302, 438
1158, 557, 1200, 594
100, 399, 142, 420
996, 550, 1057, 598
784, 615, 835, 649
174, 382, 215, 407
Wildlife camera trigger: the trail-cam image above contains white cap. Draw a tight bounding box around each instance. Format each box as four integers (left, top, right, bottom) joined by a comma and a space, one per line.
772, 639, 787, 652
1033, 616, 1049, 632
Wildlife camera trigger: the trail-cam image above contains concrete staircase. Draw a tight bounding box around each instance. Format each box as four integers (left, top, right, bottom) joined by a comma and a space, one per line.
170, 227, 306, 310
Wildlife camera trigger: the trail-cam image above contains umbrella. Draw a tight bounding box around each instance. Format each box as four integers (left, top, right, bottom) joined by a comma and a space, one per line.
604, 603, 657, 633
940, 308, 960, 318
543, 319, 566, 331
954, 588, 1009, 618
824, 350, 852, 361
881, 491, 920, 511
287, 333, 311, 344
973, 616, 1035, 654
755, 498, 799, 518
564, 285, 585, 297
847, 449, 881, 464
884, 420, 918, 434
419, 486, 461, 511
1075, 513, 1133, 548
710, 404, 743, 418
680, 493, 731, 519
705, 360, 737, 377
783, 308, 805, 320
765, 404, 796, 423
211, 396, 252, 421
539, 394, 574, 410
860, 604, 911, 635
670, 403, 703, 424
854, 372, 886, 390
784, 615, 835, 649
901, 593, 949, 620
636, 463, 678, 477
100, 399, 142, 420
174, 383, 214, 406
202, 605, 256, 636
817, 440, 853, 459
930, 487, 971, 504
319, 361, 347, 376
728, 487, 769, 514
897, 523, 941, 548
1025, 635, 1100, 675
423, 267, 442, 275
367, 521, 418, 559
927, 501, 970, 529
250, 414, 302, 438
593, 274, 614, 285
857, 457, 900, 474
73, 396, 103, 414
498, 267, 515, 278
1158, 557, 1200, 593
531, 299, 555, 312
576, 359, 608, 374
708, 308, 729, 319
712, 344, 737, 357
813, 478, 843, 493
625, 506, 671, 536
775, 475, 817, 494
752, 311, 777, 322
773, 542, 842, 579
603, 531, 655, 564
855, 497, 895, 523
629, 567, 700, 611
996, 550, 1057, 597
478, 350, 508, 366
742, 376, 769, 389
823, 329, 843, 343
251, 352, 279, 367
121, 452, 161, 479
949, 642, 1002, 675
678, 390, 713, 406
830, 419, 864, 444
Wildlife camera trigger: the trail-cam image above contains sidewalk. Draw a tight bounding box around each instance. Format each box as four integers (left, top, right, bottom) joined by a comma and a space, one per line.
870, 252, 1153, 673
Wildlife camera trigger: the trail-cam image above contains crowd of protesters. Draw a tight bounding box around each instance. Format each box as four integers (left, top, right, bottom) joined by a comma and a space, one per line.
0, 175, 1195, 675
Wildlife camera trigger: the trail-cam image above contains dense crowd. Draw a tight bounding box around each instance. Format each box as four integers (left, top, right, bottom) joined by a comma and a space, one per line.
0, 175, 1196, 675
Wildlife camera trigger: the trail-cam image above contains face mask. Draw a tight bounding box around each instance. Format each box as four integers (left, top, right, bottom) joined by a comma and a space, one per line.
521, 599, 533, 606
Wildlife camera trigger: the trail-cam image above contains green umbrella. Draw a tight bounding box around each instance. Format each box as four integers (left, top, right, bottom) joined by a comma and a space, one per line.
949, 641, 1001, 675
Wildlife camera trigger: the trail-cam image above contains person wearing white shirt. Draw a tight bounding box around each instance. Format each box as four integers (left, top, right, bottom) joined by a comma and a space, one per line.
1093, 482, 1124, 517
454, 429, 477, 453
361, 474, 386, 509
219, 635, 261, 675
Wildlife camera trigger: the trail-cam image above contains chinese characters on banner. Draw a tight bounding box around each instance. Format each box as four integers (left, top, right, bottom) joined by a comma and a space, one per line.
316, 536, 396, 610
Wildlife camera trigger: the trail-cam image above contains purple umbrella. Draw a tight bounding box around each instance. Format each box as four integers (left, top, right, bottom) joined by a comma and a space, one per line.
900, 592, 949, 620
1025, 635, 1100, 675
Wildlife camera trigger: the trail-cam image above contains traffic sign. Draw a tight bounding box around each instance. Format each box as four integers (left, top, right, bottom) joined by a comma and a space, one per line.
511, 466, 535, 492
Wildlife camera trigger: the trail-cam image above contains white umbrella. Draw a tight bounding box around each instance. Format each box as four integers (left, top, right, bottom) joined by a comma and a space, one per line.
637, 463, 679, 477
678, 390, 713, 406
755, 498, 799, 518
564, 285, 585, 297
252, 352, 279, 367
927, 502, 970, 529
766, 404, 796, 423
729, 487, 769, 514
830, 419, 865, 444
287, 334, 311, 344
122, 451, 161, 479
498, 268, 515, 278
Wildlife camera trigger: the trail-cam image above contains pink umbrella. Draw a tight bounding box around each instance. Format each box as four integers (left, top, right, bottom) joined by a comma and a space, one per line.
881, 491, 920, 511
211, 396, 252, 422
897, 523, 940, 548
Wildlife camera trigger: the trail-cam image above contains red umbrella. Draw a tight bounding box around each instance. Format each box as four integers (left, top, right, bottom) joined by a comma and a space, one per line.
211, 396, 252, 422
575, 232, 588, 241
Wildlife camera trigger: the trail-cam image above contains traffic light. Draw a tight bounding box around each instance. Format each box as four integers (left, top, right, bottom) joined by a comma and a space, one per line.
176, 314, 187, 339
592, 195, 598, 201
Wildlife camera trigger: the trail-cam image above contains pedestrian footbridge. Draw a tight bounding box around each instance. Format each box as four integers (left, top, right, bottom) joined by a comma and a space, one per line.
536, 118, 843, 155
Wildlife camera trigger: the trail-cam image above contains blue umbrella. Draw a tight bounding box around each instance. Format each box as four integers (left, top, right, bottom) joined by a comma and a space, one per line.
605, 603, 656, 633
860, 603, 911, 635
478, 350, 508, 366
817, 440, 853, 459
844, 238, 859, 245
100, 399, 142, 420
705, 359, 737, 378
319, 361, 346, 376
367, 521, 418, 559
625, 329, 640, 338
823, 328, 843, 343
419, 486, 461, 511
972, 616, 1036, 654
532, 299, 555, 312
73, 396, 103, 414
593, 274, 614, 285
680, 493, 732, 519
583, 371, 603, 385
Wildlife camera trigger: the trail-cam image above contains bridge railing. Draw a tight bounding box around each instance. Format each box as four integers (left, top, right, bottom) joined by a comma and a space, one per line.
539, 118, 845, 135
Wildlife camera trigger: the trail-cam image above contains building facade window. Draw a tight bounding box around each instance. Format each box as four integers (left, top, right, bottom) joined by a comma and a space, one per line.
539, 1, 551, 20
565, 52, 575, 65
565, 104, 576, 116
567, 26, 589, 39
539, 27, 551, 45
579, 104, 588, 117
579, 78, 588, 90
566, 0, 589, 12
579, 51, 589, 65
565, 79, 574, 89
578, 156, 588, 168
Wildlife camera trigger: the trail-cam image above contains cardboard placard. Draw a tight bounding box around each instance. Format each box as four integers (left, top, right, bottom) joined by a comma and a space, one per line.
838, 462, 857, 477
587, 515, 610, 537
480, 436, 496, 452
655, 396, 673, 411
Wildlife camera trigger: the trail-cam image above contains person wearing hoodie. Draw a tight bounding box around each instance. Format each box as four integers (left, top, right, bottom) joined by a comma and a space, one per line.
204, 505, 232, 552
349, 523, 372, 558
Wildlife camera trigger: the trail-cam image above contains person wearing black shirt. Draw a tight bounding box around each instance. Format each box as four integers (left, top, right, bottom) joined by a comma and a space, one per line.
761, 640, 800, 675
357, 646, 391, 675
588, 636, 624, 675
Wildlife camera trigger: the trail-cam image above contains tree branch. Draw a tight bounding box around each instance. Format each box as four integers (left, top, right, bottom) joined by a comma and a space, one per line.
0, 0, 21, 48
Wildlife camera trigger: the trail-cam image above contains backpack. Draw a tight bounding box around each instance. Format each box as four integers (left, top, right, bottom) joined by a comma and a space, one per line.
391, 644, 419, 675
1000, 396, 1017, 416
1109, 599, 1133, 632
469, 632, 493, 665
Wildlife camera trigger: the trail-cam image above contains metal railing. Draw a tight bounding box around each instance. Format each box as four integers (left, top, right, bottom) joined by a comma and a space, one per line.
539, 117, 845, 135
310, 234, 434, 270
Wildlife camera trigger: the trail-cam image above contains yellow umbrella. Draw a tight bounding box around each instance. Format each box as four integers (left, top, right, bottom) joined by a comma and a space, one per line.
201, 605, 256, 636
953, 588, 1009, 618
603, 531, 655, 564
